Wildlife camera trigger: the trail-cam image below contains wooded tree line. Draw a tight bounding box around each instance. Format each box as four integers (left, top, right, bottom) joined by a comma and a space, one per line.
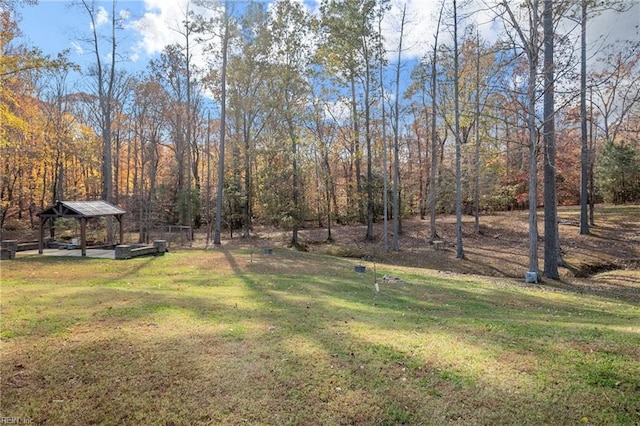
2, 0, 640, 265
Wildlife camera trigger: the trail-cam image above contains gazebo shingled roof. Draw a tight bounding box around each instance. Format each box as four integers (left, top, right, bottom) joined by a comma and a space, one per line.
38, 200, 126, 218
36, 200, 125, 256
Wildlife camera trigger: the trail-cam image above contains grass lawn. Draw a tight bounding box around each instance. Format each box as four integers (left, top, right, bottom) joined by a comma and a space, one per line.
1, 247, 639, 424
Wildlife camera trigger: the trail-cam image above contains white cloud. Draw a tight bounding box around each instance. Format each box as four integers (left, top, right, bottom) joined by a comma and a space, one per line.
128, 0, 500, 67
120, 9, 131, 21
130, 0, 221, 70
381, 0, 502, 61
132, 0, 190, 56
71, 41, 84, 55
323, 96, 351, 124
382, 0, 439, 60
126, 0, 639, 73
95, 6, 108, 27
589, 2, 640, 46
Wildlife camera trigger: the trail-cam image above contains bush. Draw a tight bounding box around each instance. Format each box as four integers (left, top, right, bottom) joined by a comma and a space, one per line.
596, 140, 640, 204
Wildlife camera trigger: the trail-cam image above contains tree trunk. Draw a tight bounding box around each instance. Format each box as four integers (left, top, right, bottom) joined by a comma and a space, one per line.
503, 0, 540, 278
428, 1, 445, 242
543, 0, 559, 279
290, 118, 300, 247
453, 0, 464, 259
588, 86, 595, 226
474, 31, 481, 234
579, 0, 589, 235
365, 59, 374, 241
350, 77, 364, 224
243, 125, 252, 239
214, 8, 230, 245
392, 3, 406, 251
378, 5, 389, 252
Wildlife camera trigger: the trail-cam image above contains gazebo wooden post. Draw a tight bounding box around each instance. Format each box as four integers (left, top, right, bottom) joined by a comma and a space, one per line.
117, 215, 124, 244
80, 217, 87, 257
39, 217, 46, 254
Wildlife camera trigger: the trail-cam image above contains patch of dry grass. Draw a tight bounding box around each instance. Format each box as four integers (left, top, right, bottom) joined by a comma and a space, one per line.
1, 240, 639, 424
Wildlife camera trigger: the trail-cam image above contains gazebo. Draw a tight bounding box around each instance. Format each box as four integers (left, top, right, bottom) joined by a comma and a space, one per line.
37, 201, 125, 257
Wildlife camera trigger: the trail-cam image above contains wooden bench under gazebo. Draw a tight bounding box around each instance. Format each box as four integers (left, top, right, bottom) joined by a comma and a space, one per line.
36, 200, 125, 257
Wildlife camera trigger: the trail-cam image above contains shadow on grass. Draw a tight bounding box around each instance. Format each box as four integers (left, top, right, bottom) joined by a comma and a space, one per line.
9, 254, 160, 278
2, 248, 639, 424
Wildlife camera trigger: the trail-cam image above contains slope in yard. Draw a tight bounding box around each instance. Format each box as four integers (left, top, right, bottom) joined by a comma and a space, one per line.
241, 205, 640, 299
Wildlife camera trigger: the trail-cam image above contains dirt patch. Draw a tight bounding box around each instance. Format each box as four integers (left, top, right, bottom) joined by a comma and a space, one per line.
568, 261, 620, 279
200, 205, 640, 301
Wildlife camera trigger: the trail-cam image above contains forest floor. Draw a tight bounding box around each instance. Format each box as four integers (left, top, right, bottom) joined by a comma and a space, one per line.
214, 204, 640, 302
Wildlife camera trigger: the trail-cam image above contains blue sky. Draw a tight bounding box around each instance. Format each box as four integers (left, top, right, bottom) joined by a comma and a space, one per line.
13, 0, 485, 70
14, 0, 640, 82
16, 1, 198, 74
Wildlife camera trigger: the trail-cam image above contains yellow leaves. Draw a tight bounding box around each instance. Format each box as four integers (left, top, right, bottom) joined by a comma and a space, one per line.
0, 79, 35, 155
0, 48, 44, 152
0, 101, 28, 137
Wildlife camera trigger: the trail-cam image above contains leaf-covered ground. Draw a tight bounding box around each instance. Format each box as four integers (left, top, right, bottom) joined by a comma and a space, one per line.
241, 205, 640, 299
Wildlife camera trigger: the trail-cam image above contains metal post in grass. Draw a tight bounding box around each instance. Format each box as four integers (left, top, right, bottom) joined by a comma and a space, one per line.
373, 260, 379, 292
355, 256, 378, 293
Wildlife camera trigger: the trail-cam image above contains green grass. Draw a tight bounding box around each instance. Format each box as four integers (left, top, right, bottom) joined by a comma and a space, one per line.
1, 249, 639, 425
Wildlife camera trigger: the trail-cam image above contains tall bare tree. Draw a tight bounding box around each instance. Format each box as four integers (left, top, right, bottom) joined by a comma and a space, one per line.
453, 0, 464, 259
214, 2, 231, 245
226, 3, 272, 239
80, 0, 121, 243
377, 0, 389, 252
579, 0, 589, 234
542, 0, 559, 279
390, 3, 407, 251
591, 42, 640, 144
473, 30, 481, 234
428, 1, 445, 242
499, 0, 542, 279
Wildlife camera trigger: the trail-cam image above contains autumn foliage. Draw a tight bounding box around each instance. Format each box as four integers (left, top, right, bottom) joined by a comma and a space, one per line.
1, 1, 639, 241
